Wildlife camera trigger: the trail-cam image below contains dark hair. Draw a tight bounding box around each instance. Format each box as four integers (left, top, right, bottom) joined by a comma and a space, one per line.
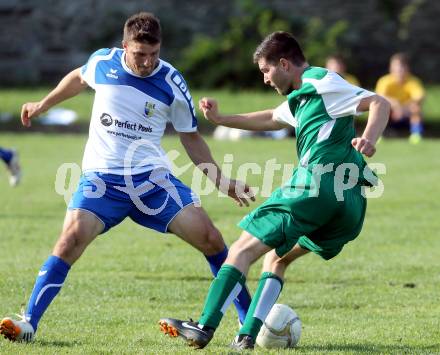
253, 31, 305, 66
390, 52, 409, 67
123, 12, 161, 44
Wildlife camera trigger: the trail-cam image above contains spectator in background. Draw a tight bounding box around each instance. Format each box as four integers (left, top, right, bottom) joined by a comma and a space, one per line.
375, 53, 425, 144
0, 147, 21, 186
325, 54, 360, 86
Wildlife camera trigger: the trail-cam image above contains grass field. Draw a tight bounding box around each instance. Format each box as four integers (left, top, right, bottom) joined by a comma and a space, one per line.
0, 133, 439, 354
1, 86, 440, 126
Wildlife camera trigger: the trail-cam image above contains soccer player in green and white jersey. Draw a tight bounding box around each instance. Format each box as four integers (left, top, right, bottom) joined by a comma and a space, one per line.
159, 31, 390, 350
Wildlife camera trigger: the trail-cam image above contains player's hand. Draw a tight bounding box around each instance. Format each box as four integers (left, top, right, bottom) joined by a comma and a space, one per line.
219, 178, 256, 207
199, 97, 221, 124
351, 137, 376, 157
21, 101, 46, 127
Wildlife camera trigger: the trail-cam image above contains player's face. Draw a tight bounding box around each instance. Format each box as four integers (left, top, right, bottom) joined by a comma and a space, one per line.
258, 58, 293, 95
123, 40, 161, 76
326, 58, 345, 74
390, 59, 409, 83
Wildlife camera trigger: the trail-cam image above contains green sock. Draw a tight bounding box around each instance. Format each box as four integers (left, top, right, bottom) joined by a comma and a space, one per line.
239, 272, 283, 339
199, 264, 246, 329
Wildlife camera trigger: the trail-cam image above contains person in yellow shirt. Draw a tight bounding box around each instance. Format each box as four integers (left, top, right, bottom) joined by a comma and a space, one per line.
375, 53, 425, 144
325, 54, 360, 86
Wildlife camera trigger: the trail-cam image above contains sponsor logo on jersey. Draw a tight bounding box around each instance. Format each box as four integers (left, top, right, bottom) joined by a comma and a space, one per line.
106, 68, 119, 79
100, 113, 113, 126
102, 114, 153, 134
144, 101, 156, 117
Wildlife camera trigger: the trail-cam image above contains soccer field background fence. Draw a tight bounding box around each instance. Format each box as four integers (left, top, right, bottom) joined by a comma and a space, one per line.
1, 0, 439, 87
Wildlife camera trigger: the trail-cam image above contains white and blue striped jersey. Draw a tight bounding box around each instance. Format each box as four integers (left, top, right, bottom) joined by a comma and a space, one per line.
80, 47, 197, 175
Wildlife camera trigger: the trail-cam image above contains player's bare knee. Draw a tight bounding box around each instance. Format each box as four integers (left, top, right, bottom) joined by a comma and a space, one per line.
271, 257, 290, 272
53, 234, 76, 260
226, 241, 257, 266
56, 221, 89, 255
201, 225, 225, 255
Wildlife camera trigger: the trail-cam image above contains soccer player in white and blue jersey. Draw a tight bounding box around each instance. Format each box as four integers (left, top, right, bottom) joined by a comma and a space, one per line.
0, 12, 253, 342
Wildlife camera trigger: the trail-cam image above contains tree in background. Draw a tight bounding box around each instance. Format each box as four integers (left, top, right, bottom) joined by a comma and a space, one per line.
178, 0, 350, 89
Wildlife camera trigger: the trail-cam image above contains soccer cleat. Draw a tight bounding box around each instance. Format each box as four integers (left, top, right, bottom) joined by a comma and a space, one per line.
409, 133, 422, 145
159, 318, 214, 349
0, 315, 34, 342
7, 150, 22, 187
230, 334, 255, 350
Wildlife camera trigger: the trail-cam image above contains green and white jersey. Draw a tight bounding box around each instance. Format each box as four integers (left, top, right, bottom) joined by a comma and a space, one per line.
274, 67, 375, 183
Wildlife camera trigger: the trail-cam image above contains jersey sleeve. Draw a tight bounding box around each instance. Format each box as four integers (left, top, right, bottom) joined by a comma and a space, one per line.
80, 48, 113, 89
407, 76, 425, 101
168, 71, 198, 132
273, 101, 298, 127
305, 71, 375, 118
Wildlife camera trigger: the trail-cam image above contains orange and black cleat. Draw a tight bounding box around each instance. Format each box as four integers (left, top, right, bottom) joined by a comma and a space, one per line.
0, 316, 34, 342
158, 318, 214, 349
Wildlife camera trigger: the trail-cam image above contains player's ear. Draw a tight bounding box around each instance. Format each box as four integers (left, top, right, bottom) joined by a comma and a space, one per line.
279, 58, 290, 71
122, 40, 128, 50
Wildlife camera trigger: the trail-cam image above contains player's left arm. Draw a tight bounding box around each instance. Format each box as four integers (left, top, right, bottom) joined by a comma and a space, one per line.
199, 97, 288, 131
353, 94, 390, 157
179, 131, 255, 206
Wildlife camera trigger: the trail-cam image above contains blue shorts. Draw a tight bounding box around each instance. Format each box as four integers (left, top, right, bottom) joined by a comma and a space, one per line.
68, 169, 198, 234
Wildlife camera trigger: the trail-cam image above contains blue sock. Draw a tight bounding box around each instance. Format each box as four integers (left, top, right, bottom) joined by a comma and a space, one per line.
0, 147, 13, 164
410, 122, 423, 135
205, 247, 251, 324
25, 255, 71, 331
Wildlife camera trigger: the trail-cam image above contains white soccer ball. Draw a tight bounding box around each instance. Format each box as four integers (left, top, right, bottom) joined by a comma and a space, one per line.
256, 303, 301, 349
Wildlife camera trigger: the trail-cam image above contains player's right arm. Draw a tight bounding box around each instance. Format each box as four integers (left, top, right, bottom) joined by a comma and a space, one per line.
199, 97, 288, 131
352, 94, 390, 157
21, 68, 88, 127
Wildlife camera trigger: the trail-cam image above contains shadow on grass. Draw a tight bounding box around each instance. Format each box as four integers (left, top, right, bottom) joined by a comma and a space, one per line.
135, 274, 212, 282
134, 274, 265, 282
35, 339, 82, 347
298, 342, 440, 353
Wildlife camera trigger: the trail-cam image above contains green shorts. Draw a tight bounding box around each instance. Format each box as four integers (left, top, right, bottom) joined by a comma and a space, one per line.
238, 169, 367, 260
